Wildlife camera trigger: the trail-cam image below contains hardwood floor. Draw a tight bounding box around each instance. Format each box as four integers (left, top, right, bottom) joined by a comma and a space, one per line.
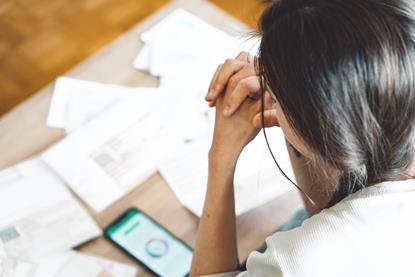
0, 0, 265, 115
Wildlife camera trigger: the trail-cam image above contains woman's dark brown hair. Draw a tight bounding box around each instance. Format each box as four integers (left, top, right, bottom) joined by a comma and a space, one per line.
258, 0, 415, 207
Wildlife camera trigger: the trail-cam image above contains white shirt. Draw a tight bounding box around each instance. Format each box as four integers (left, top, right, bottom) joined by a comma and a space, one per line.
198, 179, 415, 277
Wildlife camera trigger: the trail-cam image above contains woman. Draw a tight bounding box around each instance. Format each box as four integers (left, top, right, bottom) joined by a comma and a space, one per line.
190, 0, 415, 276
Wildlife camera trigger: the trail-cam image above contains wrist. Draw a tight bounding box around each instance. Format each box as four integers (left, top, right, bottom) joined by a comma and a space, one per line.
208, 145, 240, 168
208, 147, 240, 183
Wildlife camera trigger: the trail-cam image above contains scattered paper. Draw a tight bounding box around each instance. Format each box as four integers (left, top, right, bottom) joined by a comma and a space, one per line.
0, 6, 299, 277
131, 8, 260, 144
0, 247, 22, 277
47, 77, 158, 133
137, 8, 285, 217
157, 76, 215, 143
133, 9, 260, 78
159, 128, 295, 216
0, 158, 101, 260
1, 250, 138, 277
133, 45, 150, 71
42, 101, 183, 213
34, 251, 138, 277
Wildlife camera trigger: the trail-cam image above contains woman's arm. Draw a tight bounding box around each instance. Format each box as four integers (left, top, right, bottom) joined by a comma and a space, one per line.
191, 61, 262, 275
190, 148, 240, 275
190, 96, 261, 275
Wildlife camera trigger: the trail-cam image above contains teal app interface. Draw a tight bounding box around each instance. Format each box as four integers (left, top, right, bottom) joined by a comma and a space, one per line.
106, 209, 192, 276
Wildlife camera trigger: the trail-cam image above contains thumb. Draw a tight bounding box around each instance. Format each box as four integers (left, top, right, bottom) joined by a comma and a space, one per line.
253, 110, 279, 128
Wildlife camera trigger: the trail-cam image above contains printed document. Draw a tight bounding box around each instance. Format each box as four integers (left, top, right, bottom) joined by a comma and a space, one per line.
0, 159, 101, 260
159, 128, 295, 216
133, 8, 260, 77
42, 101, 183, 212
47, 77, 158, 133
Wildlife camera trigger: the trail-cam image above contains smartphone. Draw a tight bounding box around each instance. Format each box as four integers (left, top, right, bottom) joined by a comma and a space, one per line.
105, 207, 193, 277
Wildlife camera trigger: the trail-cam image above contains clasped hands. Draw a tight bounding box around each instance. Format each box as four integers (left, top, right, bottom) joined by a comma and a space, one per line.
206, 51, 279, 164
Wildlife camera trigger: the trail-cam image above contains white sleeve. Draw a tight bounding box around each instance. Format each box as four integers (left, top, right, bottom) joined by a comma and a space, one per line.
238, 237, 285, 277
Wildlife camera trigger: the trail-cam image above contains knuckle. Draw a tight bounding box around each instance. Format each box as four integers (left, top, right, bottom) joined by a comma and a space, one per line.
239, 78, 252, 90
247, 53, 255, 62
240, 50, 249, 56
242, 63, 251, 70
245, 62, 256, 73
224, 58, 234, 66
236, 51, 249, 60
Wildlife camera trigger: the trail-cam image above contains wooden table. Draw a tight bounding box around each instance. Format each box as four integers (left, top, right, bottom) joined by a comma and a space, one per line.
0, 0, 303, 275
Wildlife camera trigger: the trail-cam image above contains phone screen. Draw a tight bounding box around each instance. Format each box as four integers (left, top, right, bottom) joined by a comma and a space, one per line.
105, 208, 193, 276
